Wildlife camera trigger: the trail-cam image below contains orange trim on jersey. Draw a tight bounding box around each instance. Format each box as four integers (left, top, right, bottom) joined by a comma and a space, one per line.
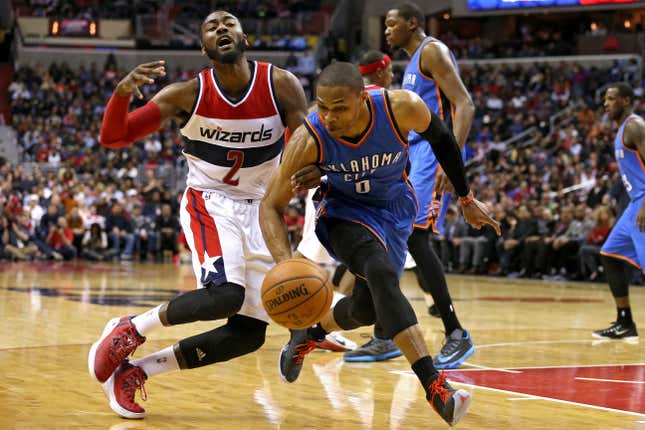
622, 135, 645, 175
416, 40, 436, 82
435, 85, 444, 121
381, 89, 408, 148
350, 219, 387, 251
333, 94, 376, 148
403, 170, 420, 223
413, 168, 442, 230
304, 117, 325, 163
600, 251, 642, 271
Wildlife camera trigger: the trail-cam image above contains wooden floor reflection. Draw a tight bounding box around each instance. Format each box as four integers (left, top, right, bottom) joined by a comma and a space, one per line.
0, 261, 643, 429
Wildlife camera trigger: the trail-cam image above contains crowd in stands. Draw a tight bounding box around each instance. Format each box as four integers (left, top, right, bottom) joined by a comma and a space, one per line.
3, 53, 644, 283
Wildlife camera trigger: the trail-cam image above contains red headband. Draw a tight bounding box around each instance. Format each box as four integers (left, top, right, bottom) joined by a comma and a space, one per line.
358, 54, 391, 76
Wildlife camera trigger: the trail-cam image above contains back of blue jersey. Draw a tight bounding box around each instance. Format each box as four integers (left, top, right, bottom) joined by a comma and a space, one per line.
304, 89, 411, 207
615, 113, 645, 201
402, 36, 457, 145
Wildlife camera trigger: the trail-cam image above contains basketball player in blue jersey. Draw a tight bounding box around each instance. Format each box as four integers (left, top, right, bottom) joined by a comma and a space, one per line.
260, 62, 499, 426
594, 83, 645, 340
383, 2, 477, 369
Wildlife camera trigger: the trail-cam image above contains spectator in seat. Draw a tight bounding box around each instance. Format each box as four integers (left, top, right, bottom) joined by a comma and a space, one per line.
82, 223, 117, 261
132, 204, 157, 261
155, 203, 179, 262
47, 216, 77, 260
106, 203, 135, 260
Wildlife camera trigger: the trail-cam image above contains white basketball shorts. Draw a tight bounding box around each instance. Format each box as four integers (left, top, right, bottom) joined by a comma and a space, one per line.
180, 188, 272, 323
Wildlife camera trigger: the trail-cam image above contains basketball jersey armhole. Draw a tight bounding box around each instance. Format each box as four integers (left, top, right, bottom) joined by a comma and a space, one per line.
268, 64, 287, 126
383, 90, 408, 147
303, 118, 323, 164
179, 72, 203, 130
417, 38, 436, 81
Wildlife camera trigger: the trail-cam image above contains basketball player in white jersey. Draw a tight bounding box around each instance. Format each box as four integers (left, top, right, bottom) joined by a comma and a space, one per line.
87, 11, 308, 418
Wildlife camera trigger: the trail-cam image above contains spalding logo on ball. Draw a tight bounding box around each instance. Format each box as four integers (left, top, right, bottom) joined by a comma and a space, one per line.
261, 258, 333, 329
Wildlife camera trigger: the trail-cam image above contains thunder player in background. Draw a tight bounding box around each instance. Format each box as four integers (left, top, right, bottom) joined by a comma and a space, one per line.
385, 2, 476, 369
87, 11, 308, 418
594, 83, 644, 340
261, 62, 499, 426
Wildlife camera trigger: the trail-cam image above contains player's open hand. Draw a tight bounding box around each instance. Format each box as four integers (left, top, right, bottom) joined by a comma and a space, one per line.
461, 195, 501, 236
116, 60, 166, 99
291, 164, 322, 192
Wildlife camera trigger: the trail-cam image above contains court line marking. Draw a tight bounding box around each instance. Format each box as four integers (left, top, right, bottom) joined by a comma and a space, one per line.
476, 339, 603, 349
507, 396, 540, 401
460, 361, 521, 373
442, 362, 645, 372
575, 377, 645, 384
451, 382, 645, 417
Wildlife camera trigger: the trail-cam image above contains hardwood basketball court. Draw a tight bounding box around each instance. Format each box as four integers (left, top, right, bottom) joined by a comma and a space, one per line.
0, 261, 643, 429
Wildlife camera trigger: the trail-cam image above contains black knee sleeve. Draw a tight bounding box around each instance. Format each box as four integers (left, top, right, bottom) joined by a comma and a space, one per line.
333, 278, 376, 330
166, 282, 245, 325
602, 254, 630, 298
178, 314, 267, 369
407, 229, 433, 294
363, 255, 417, 338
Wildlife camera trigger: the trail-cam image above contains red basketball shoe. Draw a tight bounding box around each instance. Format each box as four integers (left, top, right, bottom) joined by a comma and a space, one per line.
88, 316, 146, 383
103, 360, 147, 419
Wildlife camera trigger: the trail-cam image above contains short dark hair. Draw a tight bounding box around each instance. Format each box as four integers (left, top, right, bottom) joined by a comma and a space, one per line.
317, 62, 364, 92
610, 82, 635, 104
358, 50, 386, 67
393, 2, 425, 28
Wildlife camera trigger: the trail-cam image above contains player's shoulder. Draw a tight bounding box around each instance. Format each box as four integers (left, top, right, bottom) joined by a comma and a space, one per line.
386, 89, 423, 110
420, 38, 452, 64
625, 114, 645, 135
270, 65, 300, 89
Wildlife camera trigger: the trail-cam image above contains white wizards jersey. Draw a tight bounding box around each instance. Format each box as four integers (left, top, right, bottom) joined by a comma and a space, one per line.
180, 61, 285, 199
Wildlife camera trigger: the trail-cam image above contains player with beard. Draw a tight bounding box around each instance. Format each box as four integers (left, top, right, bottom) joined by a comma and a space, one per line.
88, 11, 307, 418
594, 83, 644, 340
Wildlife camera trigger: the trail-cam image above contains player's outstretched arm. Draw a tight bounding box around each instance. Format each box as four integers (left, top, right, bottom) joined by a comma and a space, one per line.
260, 126, 320, 263
100, 61, 195, 148
625, 118, 645, 232
390, 89, 500, 235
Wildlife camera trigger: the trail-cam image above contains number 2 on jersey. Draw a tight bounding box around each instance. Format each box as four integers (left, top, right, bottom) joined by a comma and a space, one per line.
223, 150, 244, 186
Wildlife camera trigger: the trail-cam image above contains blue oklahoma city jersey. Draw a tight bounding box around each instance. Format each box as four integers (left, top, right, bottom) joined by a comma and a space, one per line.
402, 36, 459, 233
304, 89, 418, 276
402, 36, 457, 145
601, 113, 645, 273
614, 113, 645, 201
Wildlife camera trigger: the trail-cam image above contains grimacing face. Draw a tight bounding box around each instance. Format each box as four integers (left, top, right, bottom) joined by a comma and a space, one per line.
316, 85, 367, 138
201, 12, 248, 64
603, 87, 628, 121
384, 9, 413, 49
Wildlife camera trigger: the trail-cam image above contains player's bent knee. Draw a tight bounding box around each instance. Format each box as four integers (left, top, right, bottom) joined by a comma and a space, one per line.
227, 314, 267, 353
206, 282, 245, 316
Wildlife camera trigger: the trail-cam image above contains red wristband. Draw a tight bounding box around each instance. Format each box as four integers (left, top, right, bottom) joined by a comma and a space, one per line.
458, 190, 474, 206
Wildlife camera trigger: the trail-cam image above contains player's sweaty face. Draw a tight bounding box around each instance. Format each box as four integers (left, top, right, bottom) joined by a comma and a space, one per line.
316, 86, 364, 138
201, 12, 246, 63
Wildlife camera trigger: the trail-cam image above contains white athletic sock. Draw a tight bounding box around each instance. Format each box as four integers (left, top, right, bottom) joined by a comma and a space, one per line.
131, 346, 180, 378
131, 304, 164, 337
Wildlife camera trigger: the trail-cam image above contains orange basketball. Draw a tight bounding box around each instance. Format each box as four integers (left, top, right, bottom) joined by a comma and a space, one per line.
261, 258, 333, 329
